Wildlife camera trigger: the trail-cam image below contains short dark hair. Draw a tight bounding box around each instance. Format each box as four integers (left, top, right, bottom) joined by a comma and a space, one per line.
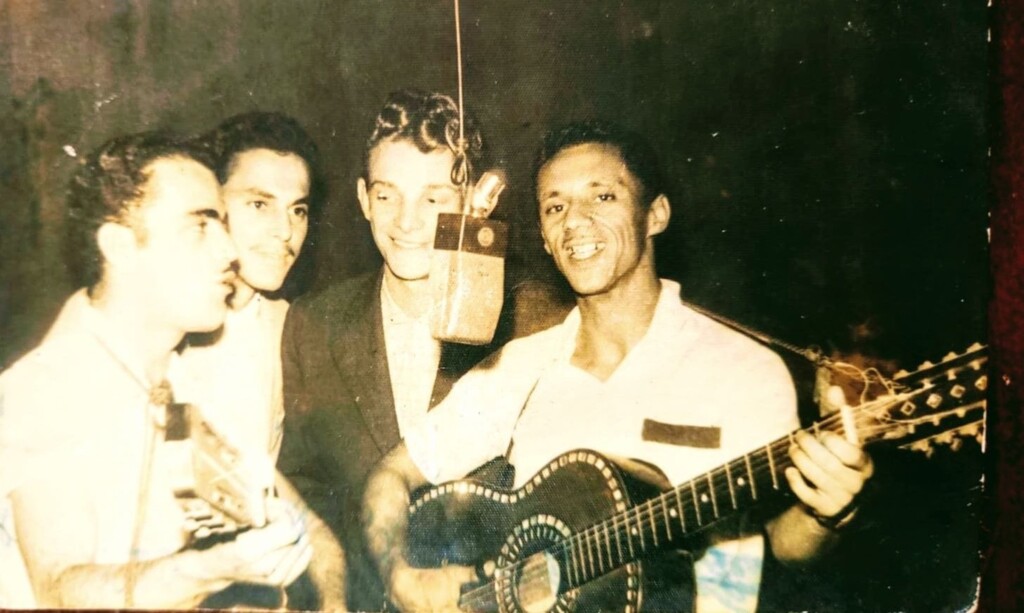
65, 131, 213, 289
365, 89, 483, 176
202, 111, 325, 220
535, 120, 667, 207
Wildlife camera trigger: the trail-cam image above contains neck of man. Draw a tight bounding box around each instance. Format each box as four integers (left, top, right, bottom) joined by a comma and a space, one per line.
383, 269, 433, 320
90, 281, 184, 386
571, 259, 662, 381
229, 279, 258, 311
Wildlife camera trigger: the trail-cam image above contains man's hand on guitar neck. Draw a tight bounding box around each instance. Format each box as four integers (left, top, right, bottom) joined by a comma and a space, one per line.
766, 386, 875, 565
364, 444, 476, 611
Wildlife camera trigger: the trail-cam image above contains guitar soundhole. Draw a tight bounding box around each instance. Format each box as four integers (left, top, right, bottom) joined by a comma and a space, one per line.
498, 516, 575, 613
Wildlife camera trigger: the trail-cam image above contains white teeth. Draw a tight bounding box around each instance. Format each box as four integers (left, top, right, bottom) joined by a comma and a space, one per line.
568, 242, 604, 259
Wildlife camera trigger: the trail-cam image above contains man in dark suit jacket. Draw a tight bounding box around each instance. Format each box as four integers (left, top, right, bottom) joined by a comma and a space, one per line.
277, 89, 491, 611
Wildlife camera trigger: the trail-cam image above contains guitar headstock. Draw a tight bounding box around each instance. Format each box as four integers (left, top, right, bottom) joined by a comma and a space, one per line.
856, 343, 987, 456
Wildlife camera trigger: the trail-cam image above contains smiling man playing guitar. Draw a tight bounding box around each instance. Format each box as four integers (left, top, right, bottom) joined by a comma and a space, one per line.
363, 121, 875, 612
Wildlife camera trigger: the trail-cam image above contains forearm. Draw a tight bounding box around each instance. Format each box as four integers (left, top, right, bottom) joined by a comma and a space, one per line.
49, 548, 226, 609
305, 518, 346, 609
764, 503, 839, 566
277, 476, 346, 608
362, 445, 427, 583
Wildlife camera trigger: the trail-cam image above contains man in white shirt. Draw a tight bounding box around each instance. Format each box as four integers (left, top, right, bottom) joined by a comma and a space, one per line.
363, 121, 876, 611
174, 112, 346, 609
0, 132, 312, 608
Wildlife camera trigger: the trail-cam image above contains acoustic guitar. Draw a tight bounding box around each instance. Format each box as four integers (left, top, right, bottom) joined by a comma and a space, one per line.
405, 345, 987, 612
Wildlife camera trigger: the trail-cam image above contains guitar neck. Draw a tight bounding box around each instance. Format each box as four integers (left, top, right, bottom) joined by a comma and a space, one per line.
555, 424, 813, 589
556, 363, 986, 590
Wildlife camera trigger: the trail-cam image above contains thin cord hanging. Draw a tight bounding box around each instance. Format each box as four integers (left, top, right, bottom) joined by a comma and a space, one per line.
449, 0, 472, 200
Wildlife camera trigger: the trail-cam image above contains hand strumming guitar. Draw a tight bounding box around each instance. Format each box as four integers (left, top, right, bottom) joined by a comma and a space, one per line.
363, 444, 476, 611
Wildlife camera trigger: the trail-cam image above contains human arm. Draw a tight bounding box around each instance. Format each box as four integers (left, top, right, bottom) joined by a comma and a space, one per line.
12, 477, 310, 609
765, 429, 874, 565
275, 473, 347, 610
362, 443, 476, 612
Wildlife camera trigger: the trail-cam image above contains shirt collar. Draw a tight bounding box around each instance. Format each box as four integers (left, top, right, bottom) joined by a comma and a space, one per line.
79, 293, 181, 392
381, 279, 429, 327
555, 278, 685, 362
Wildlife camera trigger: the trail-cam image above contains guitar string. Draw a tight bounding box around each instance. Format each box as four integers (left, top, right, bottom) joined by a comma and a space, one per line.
537, 355, 988, 581
456, 380, 984, 608
456, 404, 864, 607
457, 350, 989, 605
458, 409, 862, 607
458, 379, 986, 608
458, 405, 986, 610
549, 385, 980, 580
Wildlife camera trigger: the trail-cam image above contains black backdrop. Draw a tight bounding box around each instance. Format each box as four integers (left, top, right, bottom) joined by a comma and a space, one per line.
0, 0, 989, 369
0, 2, 993, 610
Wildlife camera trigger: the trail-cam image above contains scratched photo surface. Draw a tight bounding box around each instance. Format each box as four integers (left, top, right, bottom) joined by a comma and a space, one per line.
0, 1, 987, 611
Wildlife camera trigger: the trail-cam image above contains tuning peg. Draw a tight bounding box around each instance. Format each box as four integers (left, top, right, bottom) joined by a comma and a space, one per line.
911, 440, 935, 458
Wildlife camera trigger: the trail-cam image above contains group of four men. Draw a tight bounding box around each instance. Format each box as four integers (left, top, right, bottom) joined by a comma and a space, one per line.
0, 89, 872, 611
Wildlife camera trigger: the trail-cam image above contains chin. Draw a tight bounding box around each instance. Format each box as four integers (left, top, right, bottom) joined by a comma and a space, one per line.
387, 262, 431, 282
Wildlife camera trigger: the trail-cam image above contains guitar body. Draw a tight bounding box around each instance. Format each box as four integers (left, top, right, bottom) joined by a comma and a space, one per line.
407, 450, 694, 613
405, 345, 988, 612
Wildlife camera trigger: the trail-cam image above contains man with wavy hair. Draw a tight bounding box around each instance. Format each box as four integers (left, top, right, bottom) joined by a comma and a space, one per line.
278, 89, 492, 610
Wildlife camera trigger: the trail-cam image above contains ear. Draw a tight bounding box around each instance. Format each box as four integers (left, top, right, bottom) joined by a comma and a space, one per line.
96, 221, 139, 272
357, 177, 371, 221
645, 194, 671, 238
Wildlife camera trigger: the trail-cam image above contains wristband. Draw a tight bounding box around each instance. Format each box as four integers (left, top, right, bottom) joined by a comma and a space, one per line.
812, 504, 859, 531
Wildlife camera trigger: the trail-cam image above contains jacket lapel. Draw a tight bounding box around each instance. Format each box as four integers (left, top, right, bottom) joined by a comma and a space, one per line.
328, 270, 401, 454
429, 341, 488, 409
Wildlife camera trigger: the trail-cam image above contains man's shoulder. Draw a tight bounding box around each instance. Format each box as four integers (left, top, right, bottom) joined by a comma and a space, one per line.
674, 300, 790, 376
0, 333, 95, 439
288, 270, 378, 319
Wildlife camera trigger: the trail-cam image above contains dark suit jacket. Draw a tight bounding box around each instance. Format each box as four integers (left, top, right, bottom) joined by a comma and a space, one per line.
277, 270, 490, 611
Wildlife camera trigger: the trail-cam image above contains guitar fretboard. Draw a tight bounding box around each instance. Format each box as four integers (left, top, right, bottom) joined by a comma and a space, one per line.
553, 423, 816, 589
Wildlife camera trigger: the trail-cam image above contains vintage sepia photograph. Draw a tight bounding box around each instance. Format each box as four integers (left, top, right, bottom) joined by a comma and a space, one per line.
0, 1, 1000, 611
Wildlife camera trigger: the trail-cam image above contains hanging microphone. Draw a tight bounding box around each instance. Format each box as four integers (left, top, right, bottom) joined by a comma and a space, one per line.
430, 170, 508, 345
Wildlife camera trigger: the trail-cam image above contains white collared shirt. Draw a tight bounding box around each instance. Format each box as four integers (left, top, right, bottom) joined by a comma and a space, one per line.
0, 292, 193, 606
175, 292, 288, 465
406, 279, 799, 613
380, 281, 442, 439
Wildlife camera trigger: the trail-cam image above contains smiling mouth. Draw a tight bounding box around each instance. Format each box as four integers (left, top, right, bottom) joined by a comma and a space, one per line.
392, 238, 430, 250
566, 242, 606, 260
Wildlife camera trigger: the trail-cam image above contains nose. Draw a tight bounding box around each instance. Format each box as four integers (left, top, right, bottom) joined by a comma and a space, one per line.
211, 219, 238, 270
564, 199, 593, 230
270, 207, 293, 242
396, 198, 423, 233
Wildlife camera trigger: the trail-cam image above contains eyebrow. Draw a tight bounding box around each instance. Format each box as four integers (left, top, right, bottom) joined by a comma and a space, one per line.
369, 180, 457, 191
540, 181, 616, 200
234, 187, 276, 200
191, 208, 226, 222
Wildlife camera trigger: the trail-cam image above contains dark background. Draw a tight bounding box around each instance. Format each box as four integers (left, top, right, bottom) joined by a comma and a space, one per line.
0, 2, 996, 610
0, 0, 989, 370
